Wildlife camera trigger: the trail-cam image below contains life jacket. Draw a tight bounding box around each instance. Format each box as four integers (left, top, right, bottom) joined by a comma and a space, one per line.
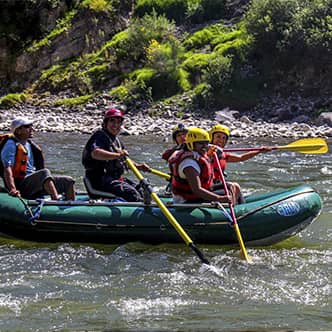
82, 129, 126, 182
170, 150, 214, 201
0, 134, 45, 180
212, 149, 227, 181
13, 143, 28, 178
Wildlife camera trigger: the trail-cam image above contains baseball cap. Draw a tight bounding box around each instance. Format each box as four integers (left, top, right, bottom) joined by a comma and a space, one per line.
10, 117, 33, 133
104, 108, 124, 119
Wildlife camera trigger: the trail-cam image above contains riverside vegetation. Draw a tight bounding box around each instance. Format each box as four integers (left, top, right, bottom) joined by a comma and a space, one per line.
0, 0, 331, 136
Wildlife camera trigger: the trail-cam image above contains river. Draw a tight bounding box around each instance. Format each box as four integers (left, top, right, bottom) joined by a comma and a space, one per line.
0, 133, 331, 331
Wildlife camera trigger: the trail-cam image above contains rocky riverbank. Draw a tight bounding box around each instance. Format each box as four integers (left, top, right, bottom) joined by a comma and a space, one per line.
0, 93, 331, 139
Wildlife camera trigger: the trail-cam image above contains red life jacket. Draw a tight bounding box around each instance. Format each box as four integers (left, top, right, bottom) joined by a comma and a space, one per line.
170, 150, 214, 201
212, 149, 228, 181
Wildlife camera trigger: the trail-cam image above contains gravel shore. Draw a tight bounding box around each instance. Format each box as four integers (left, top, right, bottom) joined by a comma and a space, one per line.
0, 94, 331, 139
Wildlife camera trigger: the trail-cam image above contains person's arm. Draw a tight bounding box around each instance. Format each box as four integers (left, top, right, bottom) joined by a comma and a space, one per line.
135, 162, 151, 172
162, 146, 177, 161
92, 147, 150, 172
3, 166, 20, 197
1, 140, 20, 196
184, 167, 231, 203
227, 147, 272, 162
91, 148, 128, 161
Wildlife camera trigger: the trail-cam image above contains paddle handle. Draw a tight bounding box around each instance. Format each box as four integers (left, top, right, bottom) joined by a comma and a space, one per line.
212, 152, 252, 263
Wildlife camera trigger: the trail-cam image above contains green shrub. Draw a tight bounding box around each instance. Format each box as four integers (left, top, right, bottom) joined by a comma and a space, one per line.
296, 0, 332, 59
103, 10, 177, 65
183, 24, 226, 50
177, 68, 191, 91
135, 0, 227, 24
0, 93, 27, 108
245, 0, 300, 54
109, 85, 130, 102
192, 82, 213, 108
245, 0, 332, 59
80, 0, 113, 11
214, 35, 252, 62
183, 23, 252, 62
109, 78, 152, 105
203, 53, 233, 93
103, 30, 132, 61
35, 61, 94, 95
133, 38, 190, 98
182, 53, 211, 84
130, 67, 182, 99
83, 63, 120, 89
244, 0, 332, 93
126, 10, 177, 62
53, 95, 94, 107
146, 38, 185, 74
130, 68, 157, 85
135, 0, 188, 23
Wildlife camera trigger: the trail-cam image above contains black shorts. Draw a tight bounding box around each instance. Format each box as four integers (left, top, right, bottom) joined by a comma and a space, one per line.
19, 168, 75, 199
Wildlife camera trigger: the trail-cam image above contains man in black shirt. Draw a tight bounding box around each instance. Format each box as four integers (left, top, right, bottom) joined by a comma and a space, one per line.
82, 108, 150, 201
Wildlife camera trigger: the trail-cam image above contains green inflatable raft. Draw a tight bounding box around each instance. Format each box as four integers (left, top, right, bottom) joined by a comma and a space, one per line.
0, 185, 322, 246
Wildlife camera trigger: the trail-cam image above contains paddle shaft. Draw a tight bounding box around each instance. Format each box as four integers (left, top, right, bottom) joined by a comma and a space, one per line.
223, 146, 315, 152
111, 141, 171, 181
223, 147, 273, 152
126, 158, 210, 265
149, 168, 171, 181
212, 152, 251, 263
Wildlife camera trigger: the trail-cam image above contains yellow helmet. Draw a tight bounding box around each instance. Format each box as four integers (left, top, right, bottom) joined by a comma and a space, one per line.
186, 127, 210, 151
209, 124, 230, 142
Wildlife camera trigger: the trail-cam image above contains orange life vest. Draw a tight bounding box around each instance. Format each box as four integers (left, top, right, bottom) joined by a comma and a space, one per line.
0, 136, 45, 181
12, 143, 28, 178
170, 150, 214, 201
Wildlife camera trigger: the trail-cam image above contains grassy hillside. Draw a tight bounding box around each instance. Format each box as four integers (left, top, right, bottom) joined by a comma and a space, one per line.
1, 0, 331, 112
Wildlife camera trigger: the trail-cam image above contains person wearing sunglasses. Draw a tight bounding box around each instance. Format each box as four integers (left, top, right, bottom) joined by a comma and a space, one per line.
82, 108, 150, 202
168, 127, 231, 204
0, 117, 75, 200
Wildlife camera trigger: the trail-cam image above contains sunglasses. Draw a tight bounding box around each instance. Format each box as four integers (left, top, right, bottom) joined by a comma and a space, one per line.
195, 141, 209, 146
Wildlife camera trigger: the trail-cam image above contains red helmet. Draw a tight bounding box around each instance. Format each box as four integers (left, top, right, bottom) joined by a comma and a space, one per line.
104, 108, 124, 119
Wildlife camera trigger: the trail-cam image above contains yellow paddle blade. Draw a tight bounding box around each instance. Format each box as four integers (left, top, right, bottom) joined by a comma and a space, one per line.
233, 223, 252, 264
277, 138, 328, 154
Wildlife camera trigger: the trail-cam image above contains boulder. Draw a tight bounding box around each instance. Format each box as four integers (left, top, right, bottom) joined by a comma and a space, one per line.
316, 112, 332, 127
214, 107, 240, 123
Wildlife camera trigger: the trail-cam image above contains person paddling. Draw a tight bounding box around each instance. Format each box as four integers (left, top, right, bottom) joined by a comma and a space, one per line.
209, 124, 272, 204
82, 108, 151, 202
169, 127, 231, 204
